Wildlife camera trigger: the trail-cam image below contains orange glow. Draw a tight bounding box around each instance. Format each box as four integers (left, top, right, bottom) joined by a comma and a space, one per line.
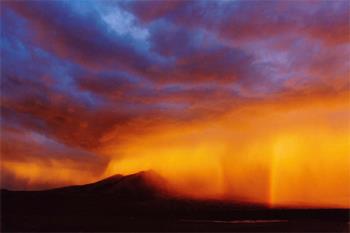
270, 131, 350, 207
1, 160, 98, 190
2, 94, 349, 207
105, 142, 226, 198
103, 95, 350, 207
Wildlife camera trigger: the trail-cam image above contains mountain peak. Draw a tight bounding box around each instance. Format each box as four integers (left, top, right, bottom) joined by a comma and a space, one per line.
50, 170, 171, 200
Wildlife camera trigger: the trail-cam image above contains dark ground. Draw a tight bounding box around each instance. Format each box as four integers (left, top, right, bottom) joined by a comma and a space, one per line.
1, 172, 349, 232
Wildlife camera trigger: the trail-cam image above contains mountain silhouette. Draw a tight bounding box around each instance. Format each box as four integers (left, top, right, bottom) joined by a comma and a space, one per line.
1, 171, 349, 232
38, 170, 173, 201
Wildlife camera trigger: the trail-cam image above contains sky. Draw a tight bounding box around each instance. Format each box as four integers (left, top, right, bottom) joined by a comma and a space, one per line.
1, 0, 349, 208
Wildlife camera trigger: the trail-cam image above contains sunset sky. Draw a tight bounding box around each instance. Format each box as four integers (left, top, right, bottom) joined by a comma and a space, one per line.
1, 0, 349, 208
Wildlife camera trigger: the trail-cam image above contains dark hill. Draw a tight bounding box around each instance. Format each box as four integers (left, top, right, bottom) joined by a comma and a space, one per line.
43, 170, 172, 200
1, 171, 349, 232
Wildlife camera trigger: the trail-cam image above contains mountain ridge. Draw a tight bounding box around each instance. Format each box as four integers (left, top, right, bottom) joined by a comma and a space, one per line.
2, 171, 349, 232
2, 170, 174, 201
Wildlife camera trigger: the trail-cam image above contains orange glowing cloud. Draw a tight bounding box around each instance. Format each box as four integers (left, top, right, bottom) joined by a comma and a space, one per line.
1, 160, 99, 190
102, 94, 350, 207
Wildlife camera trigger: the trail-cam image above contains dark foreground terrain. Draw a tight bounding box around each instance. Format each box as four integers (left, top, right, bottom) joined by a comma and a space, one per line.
1, 171, 349, 232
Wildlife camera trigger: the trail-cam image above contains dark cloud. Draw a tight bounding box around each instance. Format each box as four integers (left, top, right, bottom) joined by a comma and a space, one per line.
4, 1, 152, 73
2, 0, 348, 149
120, 0, 187, 23
124, 0, 349, 44
4, 1, 267, 86
77, 71, 139, 100
1, 70, 142, 150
